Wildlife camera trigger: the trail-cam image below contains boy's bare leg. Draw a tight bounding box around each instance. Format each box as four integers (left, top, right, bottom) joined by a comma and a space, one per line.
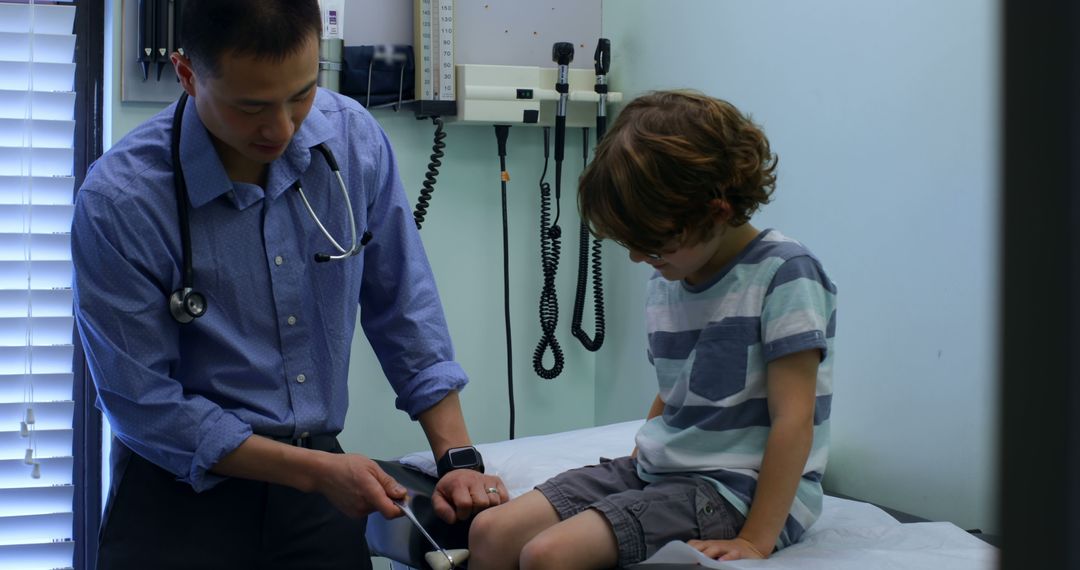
518, 507, 622, 570
519, 509, 619, 570
469, 490, 561, 570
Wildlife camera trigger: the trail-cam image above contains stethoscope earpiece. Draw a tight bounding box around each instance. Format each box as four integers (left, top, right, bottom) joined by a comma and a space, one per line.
169, 287, 207, 324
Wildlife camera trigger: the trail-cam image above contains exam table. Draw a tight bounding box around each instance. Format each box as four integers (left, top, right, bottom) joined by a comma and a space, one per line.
366, 421, 998, 570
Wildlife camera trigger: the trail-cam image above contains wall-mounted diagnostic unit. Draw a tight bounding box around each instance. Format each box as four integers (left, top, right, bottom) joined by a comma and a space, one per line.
403, 0, 621, 126
455, 64, 622, 127
413, 0, 456, 117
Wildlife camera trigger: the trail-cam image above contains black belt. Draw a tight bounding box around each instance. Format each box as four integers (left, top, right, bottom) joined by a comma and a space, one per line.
266, 433, 339, 451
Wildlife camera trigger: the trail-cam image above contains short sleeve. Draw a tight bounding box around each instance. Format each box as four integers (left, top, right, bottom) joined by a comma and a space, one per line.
760, 256, 837, 362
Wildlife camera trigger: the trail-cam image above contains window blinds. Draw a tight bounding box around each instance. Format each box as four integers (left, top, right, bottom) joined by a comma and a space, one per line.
0, 1, 78, 569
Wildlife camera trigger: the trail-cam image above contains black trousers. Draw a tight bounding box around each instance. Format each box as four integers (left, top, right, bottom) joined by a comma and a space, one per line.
97, 438, 371, 570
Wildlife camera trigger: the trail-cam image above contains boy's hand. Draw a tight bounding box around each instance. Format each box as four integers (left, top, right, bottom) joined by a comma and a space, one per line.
687, 537, 768, 561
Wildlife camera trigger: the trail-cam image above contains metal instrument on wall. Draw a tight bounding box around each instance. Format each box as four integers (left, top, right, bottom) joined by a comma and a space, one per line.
136, 0, 181, 81
122, 0, 184, 102
318, 38, 344, 93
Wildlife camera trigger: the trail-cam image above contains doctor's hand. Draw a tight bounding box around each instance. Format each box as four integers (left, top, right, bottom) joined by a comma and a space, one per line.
314, 452, 408, 520
432, 469, 509, 524
688, 537, 768, 561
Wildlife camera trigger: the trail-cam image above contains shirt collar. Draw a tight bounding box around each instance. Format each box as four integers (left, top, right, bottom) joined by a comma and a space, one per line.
178, 91, 337, 210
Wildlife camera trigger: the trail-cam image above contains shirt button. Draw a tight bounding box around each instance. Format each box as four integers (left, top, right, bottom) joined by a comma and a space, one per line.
287, 315, 297, 326
296, 374, 306, 383
300, 431, 310, 438
275, 255, 284, 266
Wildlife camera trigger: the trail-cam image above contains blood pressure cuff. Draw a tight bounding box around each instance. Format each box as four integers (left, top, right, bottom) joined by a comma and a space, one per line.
340, 45, 415, 107
367, 459, 471, 567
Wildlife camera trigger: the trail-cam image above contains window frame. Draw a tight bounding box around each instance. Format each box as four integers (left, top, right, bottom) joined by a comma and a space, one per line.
71, 0, 103, 568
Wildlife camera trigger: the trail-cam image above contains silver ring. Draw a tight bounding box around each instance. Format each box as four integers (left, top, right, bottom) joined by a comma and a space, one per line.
486, 487, 499, 494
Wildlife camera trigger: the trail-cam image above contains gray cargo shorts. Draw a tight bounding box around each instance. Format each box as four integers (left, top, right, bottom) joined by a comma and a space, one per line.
535, 456, 745, 567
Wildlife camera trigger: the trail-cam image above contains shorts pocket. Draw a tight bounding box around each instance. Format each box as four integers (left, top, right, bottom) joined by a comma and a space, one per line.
693, 481, 742, 540
632, 492, 698, 559
626, 477, 741, 559
689, 323, 755, 401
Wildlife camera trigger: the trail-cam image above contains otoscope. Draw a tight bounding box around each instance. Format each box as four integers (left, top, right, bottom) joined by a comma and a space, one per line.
552, 41, 573, 228
593, 39, 611, 141
570, 38, 610, 352
533, 42, 574, 380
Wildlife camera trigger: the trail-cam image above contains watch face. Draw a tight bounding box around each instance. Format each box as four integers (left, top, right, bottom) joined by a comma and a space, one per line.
449, 447, 479, 467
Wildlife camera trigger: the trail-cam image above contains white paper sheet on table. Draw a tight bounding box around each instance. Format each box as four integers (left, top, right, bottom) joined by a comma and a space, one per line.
398, 420, 999, 570
636, 522, 997, 569
399, 419, 641, 498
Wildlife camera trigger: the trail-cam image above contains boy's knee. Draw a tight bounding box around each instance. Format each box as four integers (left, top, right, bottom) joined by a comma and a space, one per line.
468, 507, 502, 549
519, 532, 570, 570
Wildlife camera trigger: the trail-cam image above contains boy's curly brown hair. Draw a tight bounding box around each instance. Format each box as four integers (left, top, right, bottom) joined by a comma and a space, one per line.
578, 90, 777, 254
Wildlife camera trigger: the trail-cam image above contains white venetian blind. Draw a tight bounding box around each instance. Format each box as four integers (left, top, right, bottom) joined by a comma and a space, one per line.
0, 1, 78, 570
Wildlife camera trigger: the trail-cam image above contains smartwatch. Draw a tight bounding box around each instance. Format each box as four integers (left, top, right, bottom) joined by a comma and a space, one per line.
436, 446, 485, 478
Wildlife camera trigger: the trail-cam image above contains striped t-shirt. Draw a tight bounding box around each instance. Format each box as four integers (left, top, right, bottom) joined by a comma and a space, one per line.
635, 229, 837, 548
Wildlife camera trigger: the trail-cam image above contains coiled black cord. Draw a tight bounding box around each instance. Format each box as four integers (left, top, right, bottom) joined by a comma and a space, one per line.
571, 128, 605, 351
533, 127, 564, 379
412, 116, 446, 230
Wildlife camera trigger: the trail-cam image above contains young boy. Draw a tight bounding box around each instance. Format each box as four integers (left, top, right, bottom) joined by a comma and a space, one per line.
468, 90, 837, 569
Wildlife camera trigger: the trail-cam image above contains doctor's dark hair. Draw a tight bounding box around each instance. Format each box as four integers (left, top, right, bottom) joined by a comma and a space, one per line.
179, 0, 321, 77
578, 90, 777, 254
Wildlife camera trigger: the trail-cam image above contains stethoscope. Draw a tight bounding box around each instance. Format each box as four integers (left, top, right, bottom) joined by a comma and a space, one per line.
168, 92, 372, 324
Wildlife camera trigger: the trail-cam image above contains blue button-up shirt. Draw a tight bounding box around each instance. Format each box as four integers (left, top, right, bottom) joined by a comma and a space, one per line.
72, 89, 467, 491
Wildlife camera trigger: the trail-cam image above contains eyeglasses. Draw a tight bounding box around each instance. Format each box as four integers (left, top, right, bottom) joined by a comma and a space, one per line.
611, 232, 683, 261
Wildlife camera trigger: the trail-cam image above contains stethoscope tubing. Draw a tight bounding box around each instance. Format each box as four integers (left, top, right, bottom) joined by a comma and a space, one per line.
168, 92, 369, 322
293, 167, 359, 260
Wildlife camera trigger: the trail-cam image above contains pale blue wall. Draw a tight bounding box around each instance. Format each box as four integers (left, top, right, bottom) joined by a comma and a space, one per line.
599, 0, 1000, 534
340, 114, 600, 459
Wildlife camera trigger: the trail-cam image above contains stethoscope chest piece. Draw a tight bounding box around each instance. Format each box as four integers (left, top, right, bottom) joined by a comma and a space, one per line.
169, 287, 207, 324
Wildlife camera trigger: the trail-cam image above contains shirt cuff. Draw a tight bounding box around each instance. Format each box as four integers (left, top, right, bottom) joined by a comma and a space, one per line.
395, 361, 469, 420
186, 411, 253, 493
763, 329, 828, 363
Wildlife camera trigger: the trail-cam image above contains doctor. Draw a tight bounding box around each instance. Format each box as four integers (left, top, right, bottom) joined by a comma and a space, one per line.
71, 1, 506, 568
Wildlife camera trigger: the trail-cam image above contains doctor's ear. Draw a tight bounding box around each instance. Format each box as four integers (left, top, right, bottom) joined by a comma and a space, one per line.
171, 52, 198, 97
